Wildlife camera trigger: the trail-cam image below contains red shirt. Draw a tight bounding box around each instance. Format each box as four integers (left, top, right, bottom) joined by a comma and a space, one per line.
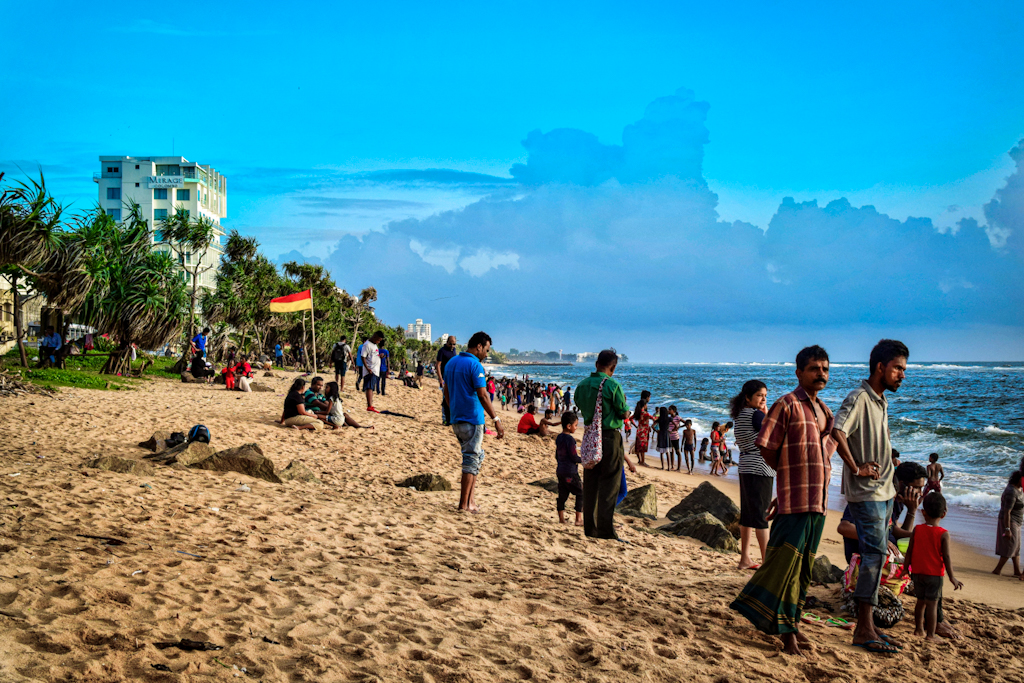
909, 524, 947, 576
518, 413, 539, 434
756, 386, 837, 515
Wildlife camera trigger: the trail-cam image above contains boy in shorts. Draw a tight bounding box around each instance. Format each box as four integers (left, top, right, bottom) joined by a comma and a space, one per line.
682, 419, 696, 474
902, 492, 964, 641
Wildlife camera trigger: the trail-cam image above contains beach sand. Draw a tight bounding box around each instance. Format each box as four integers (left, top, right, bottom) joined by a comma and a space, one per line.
1, 373, 1023, 682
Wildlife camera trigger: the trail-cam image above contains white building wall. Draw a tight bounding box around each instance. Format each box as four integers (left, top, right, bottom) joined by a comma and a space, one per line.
96, 155, 226, 290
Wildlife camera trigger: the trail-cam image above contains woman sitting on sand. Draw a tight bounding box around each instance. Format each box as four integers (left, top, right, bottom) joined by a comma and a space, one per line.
322, 381, 374, 430
277, 378, 324, 430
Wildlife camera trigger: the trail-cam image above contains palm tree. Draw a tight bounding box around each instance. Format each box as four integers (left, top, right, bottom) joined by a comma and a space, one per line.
156, 206, 219, 339
77, 205, 189, 375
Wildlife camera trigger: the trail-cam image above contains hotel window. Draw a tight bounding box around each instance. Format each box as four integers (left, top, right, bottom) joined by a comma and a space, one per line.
176, 189, 190, 201
107, 187, 121, 200
135, 164, 140, 169
154, 188, 168, 200
109, 209, 121, 221
135, 182, 140, 187
154, 209, 168, 221
106, 166, 119, 174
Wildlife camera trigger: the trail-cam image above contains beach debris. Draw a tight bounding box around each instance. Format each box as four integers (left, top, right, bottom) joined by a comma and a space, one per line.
190, 443, 283, 483
210, 507, 220, 512
176, 550, 204, 559
262, 636, 281, 644
132, 570, 144, 576
9, 473, 20, 477
151, 663, 172, 672
87, 455, 155, 476
659, 512, 739, 553
811, 555, 845, 584
278, 460, 320, 484
137, 431, 174, 453
154, 638, 223, 651
666, 482, 740, 527
77, 534, 127, 546
236, 484, 251, 492
0, 369, 56, 398
269, 576, 283, 582
396, 473, 452, 492
263, 370, 278, 377
527, 478, 559, 494
616, 483, 658, 519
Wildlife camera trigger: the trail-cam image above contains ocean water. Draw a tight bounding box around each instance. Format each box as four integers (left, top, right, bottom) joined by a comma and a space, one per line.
490, 362, 1024, 513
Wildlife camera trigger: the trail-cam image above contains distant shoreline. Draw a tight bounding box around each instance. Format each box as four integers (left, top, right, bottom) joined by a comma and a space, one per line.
485, 361, 574, 367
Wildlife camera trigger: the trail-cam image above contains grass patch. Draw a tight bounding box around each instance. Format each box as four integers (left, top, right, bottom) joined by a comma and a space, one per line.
15, 367, 135, 391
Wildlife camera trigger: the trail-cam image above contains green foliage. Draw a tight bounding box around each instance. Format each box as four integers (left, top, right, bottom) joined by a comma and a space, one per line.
20, 368, 132, 391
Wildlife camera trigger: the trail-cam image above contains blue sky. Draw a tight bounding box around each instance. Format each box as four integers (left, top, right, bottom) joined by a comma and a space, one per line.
2, 1, 1023, 360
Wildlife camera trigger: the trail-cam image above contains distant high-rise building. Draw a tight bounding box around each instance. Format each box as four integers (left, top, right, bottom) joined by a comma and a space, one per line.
405, 318, 432, 341
94, 155, 226, 291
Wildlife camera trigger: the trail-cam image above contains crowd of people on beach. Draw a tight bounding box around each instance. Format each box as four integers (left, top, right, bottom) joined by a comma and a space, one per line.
216, 322, 1024, 658
427, 333, 1024, 658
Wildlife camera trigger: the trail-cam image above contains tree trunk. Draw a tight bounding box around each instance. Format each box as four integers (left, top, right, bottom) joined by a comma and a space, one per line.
189, 268, 199, 339
238, 326, 249, 357
102, 343, 133, 375
11, 274, 28, 367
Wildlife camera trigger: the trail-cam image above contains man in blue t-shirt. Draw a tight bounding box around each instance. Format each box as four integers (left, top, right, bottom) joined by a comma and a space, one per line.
443, 331, 504, 512
274, 343, 283, 367
378, 343, 390, 396
191, 327, 210, 358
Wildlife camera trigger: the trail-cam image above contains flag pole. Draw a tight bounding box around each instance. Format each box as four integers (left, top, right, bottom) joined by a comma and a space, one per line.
309, 290, 318, 373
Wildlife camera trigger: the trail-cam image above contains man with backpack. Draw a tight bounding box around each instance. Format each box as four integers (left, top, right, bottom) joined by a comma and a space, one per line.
574, 349, 633, 541
331, 336, 353, 392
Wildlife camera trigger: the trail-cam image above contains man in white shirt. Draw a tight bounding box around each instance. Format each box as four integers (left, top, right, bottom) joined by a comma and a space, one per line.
361, 331, 384, 413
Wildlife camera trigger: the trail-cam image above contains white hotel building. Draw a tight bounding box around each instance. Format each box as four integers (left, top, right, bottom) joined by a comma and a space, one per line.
405, 319, 432, 342
94, 155, 227, 289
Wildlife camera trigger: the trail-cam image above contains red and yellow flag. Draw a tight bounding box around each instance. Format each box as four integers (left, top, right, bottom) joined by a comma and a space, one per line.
269, 289, 313, 313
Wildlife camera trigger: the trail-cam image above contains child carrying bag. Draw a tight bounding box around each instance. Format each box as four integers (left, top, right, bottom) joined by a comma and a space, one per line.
580, 377, 608, 470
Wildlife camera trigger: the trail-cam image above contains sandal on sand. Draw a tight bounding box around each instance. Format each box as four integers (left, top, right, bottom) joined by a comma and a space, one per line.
877, 633, 903, 650
852, 640, 898, 655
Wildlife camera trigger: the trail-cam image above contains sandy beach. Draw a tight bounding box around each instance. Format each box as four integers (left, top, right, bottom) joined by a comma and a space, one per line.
2, 373, 1024, 682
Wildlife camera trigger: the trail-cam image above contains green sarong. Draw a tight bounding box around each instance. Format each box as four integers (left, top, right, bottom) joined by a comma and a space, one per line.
730, 512, 825, 635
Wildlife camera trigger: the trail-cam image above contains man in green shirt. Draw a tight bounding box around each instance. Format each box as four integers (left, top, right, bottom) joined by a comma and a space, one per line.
575, 349, 635, 540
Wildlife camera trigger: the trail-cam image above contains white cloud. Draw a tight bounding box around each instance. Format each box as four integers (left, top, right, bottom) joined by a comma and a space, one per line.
458, 249, 519, 277
409, 239, 460, 273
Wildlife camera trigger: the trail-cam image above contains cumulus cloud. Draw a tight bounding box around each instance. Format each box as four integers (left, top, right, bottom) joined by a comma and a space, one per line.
318, 89, 1023, 354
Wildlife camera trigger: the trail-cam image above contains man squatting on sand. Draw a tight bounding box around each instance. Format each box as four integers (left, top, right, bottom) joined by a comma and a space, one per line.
444, 332, 504, 512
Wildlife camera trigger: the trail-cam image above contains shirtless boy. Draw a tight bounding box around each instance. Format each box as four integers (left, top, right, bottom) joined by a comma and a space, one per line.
682, 419, 696, 474
925, 452, 944, 495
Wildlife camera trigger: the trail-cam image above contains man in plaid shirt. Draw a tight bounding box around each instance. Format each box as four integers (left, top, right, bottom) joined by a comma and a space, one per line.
731, 345, 836, 656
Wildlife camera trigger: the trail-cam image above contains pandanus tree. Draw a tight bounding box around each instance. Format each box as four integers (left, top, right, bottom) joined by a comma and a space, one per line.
201, 230, 280, 357
77, 204, 189, 375
0, 172, 76, 366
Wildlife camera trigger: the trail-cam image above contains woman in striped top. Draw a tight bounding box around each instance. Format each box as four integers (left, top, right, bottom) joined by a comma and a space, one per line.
730, 379, 773, 570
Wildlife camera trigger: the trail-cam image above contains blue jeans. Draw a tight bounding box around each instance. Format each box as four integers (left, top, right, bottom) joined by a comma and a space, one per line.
847, 498, 895, 606
452, 422, 485, 475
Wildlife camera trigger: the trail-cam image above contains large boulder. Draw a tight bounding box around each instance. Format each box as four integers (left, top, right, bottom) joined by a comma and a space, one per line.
248, 381, 274, 393
147, 441, 216, 467
528, 478, 559, 494
180, 371, 196, 383
660, 512, 739, 553
616, 484, 657, 519
189, 443, 282, 483
811, 555, 845, 584
398, 473, 452, 492
138, 431, 173, 453
279, 460, 320, 483
213, 374, 225, 385
263, 371, 278, 378
666, 482, 739, 526
87, 455, 154, 476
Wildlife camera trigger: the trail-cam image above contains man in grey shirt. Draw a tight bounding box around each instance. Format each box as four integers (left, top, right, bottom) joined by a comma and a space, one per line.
832, 339, 908, 654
